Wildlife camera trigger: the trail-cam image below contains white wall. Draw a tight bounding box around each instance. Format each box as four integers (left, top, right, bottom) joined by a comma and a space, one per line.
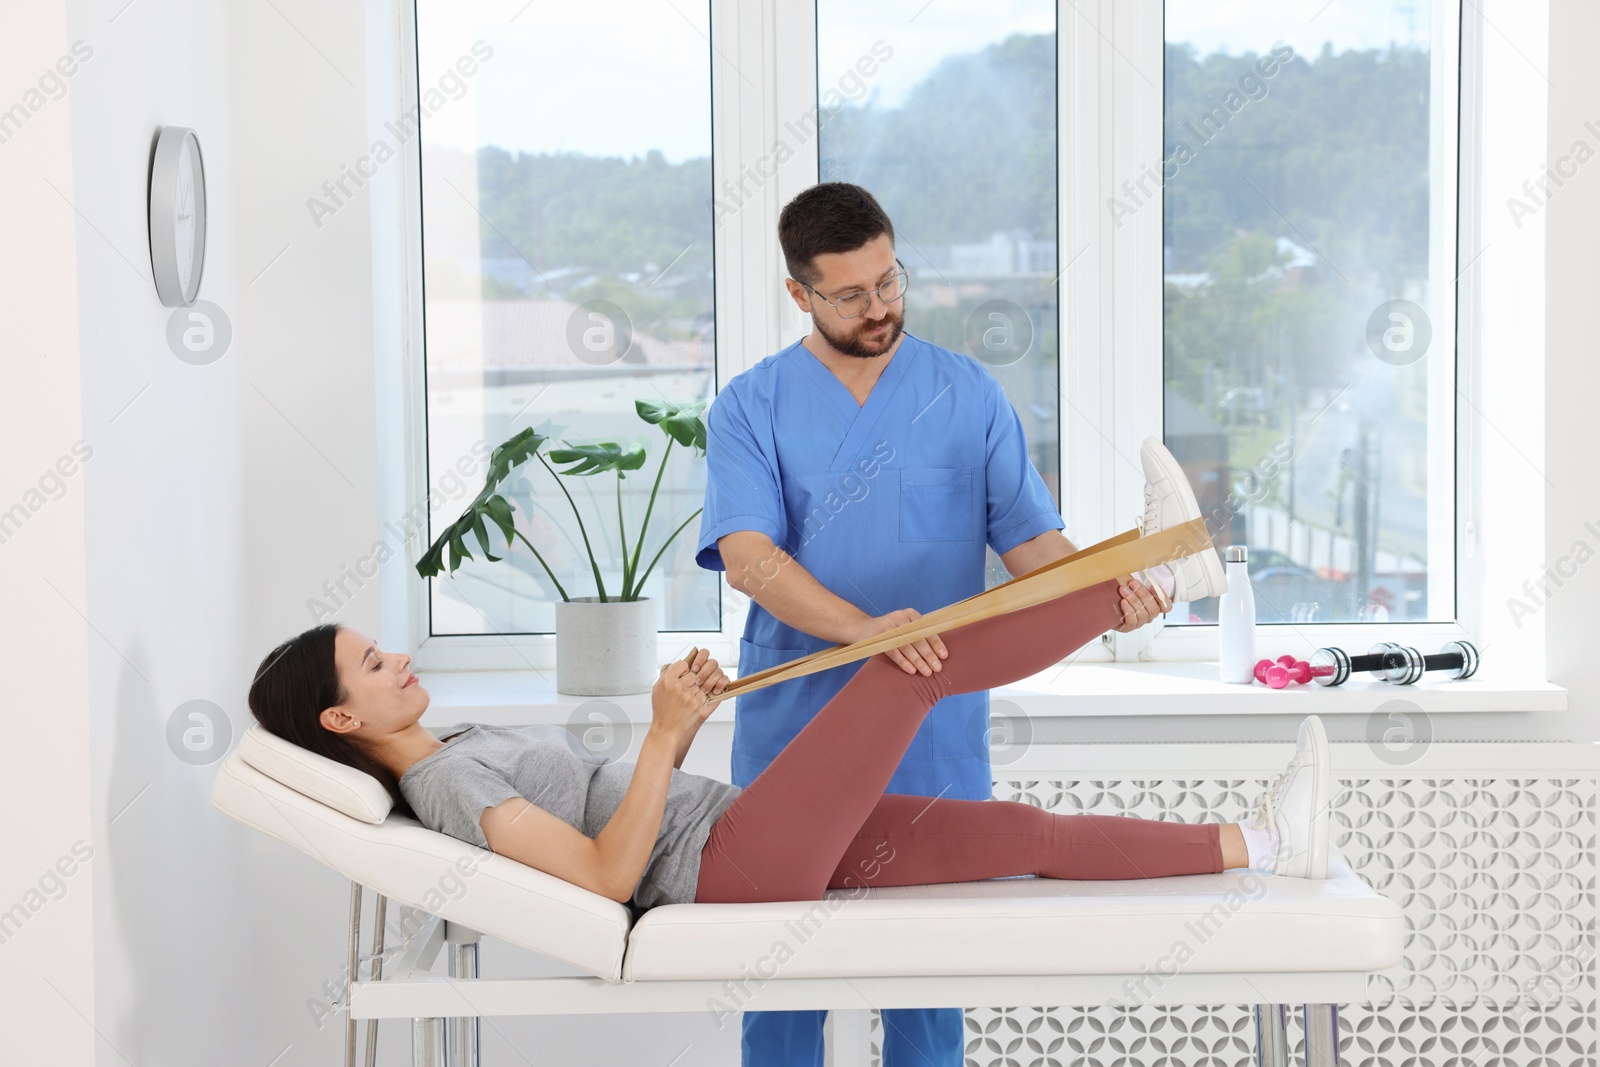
1, 0, 1595, 1064
1544, 0, 1600, 724
0, 3, 95, 1063
0, 0, 383, 1063
63, 0, 387, 1062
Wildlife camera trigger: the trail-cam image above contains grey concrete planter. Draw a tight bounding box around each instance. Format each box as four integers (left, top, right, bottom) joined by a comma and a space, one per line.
554, 596, 657, 696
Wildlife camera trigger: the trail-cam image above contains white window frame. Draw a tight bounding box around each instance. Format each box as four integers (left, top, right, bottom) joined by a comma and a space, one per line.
397, 0, 1508, 675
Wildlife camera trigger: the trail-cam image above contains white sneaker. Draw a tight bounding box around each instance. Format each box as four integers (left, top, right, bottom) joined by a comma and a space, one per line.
1248, 715, 1332, 879
1137, 436, 1227, 601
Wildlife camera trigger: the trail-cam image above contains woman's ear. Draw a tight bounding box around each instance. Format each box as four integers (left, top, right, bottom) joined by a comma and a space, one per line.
320, 705, 360, 734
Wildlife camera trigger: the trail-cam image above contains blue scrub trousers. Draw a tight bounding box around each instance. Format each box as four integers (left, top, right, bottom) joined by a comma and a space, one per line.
742, 1004, 963, 1067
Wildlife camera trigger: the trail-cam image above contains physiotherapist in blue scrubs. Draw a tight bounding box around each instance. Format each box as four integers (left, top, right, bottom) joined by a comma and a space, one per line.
695, 183, 1169, 1067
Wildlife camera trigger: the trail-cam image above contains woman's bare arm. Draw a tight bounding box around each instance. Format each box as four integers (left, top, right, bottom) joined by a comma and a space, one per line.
479, 728, 682, 903
478, 651, 727, 903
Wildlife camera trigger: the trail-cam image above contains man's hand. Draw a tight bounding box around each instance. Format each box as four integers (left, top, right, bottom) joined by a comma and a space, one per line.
854, 608, 948, 676
1110, 574, 1171, 632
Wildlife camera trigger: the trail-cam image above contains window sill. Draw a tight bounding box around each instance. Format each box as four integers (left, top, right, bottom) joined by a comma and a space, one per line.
419, 659, 1566, 726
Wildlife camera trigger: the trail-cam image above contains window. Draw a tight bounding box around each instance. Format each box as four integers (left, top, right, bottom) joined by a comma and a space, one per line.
402, 0, 1476, 671
413, 1, 718, 640
1160, 2, 1458, 629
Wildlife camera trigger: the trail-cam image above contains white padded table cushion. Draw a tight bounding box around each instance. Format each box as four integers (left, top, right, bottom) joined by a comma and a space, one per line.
621, 856, 1402, 982
213, 735, 1403, 987
238, 722, 395, 824
211, 747, 635, 982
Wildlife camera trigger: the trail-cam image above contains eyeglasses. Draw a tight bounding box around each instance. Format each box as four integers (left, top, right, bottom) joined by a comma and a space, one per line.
802, 261, 910, 320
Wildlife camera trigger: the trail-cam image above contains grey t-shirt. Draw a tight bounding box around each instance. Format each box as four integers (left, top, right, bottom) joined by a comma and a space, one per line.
398, 723, 742, 909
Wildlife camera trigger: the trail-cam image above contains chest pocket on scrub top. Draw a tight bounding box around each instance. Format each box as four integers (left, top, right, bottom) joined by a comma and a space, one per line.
898, 467, 982, 542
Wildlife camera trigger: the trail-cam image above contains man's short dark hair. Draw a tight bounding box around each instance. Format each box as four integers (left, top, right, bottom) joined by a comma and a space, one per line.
778, 183, 896, 287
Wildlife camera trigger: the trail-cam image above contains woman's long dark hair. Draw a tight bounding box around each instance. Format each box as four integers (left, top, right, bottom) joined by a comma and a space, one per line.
248, 623, 412, 816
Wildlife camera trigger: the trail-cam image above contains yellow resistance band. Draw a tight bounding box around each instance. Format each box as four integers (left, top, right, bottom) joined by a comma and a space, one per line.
702, 516, 1211, 705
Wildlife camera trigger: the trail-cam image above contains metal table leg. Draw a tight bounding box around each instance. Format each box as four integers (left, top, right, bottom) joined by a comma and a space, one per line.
446, 923, 482, 1067
365, 894, 387, 1067
1302, 1004, 1339, 1067
346, 883, 362, 1067
1253, 1004, 1289, 1067
413, 1018, 446, 1067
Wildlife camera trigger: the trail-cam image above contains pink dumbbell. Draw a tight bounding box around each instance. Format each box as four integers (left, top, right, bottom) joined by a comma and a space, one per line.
1254, 655, 1315, 688
1254, 656, 1295, 685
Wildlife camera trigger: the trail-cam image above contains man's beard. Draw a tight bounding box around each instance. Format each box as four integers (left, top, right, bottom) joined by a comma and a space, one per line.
817, 306, 905, 359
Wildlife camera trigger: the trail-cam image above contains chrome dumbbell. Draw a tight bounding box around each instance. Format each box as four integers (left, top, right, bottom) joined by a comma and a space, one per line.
1307, 641, 1480, 687
1368, 640, 1481, 686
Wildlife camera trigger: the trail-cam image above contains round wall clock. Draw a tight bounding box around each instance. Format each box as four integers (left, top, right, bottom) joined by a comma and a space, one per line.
148, 125, 207, 308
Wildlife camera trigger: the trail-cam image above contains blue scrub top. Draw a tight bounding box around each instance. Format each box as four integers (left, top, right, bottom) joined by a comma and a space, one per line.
695, 333, 1064, 798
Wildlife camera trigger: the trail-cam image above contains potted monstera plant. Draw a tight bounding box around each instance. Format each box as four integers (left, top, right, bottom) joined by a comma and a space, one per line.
417, 398, 707, 695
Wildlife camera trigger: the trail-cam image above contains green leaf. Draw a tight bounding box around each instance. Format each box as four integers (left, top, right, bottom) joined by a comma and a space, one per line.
479, 427, 548, 502
416, 534, 448, 578
637, 398, 706, 451
667, 409, 707, 451
471, 513, 501, 562
412, 426, 585, 600
483, 494, 516, 541
634, 398, 673, 424
548, 441, 648, 477
447, 526, 466, 571
641, 399, 706, 448
416, 428, 548, 579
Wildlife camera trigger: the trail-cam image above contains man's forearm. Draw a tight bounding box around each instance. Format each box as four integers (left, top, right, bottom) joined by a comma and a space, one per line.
1000, 528, 1079, 578
724, 537, 870, 645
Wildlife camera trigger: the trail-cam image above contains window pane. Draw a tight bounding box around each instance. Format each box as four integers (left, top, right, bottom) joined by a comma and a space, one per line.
816, 1, 1059, 589
415, 3, 717, 635
1162, 5, 1448, 624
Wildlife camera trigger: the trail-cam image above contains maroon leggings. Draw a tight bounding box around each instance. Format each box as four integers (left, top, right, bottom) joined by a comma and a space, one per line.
695, 579, 1224, 903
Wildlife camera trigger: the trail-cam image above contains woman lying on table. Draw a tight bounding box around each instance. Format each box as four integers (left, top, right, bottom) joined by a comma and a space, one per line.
247, 564, 1332, 911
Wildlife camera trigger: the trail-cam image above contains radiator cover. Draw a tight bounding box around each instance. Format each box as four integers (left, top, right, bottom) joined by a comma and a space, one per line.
859, 741, 1599, 1067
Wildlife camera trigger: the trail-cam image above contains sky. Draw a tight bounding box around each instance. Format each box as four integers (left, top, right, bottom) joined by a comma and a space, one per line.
1166, 0, 1429, 59
416, 0, 1430, 163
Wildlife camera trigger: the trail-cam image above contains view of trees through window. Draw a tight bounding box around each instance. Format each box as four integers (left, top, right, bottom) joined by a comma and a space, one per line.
1162, 4, 1446, 625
